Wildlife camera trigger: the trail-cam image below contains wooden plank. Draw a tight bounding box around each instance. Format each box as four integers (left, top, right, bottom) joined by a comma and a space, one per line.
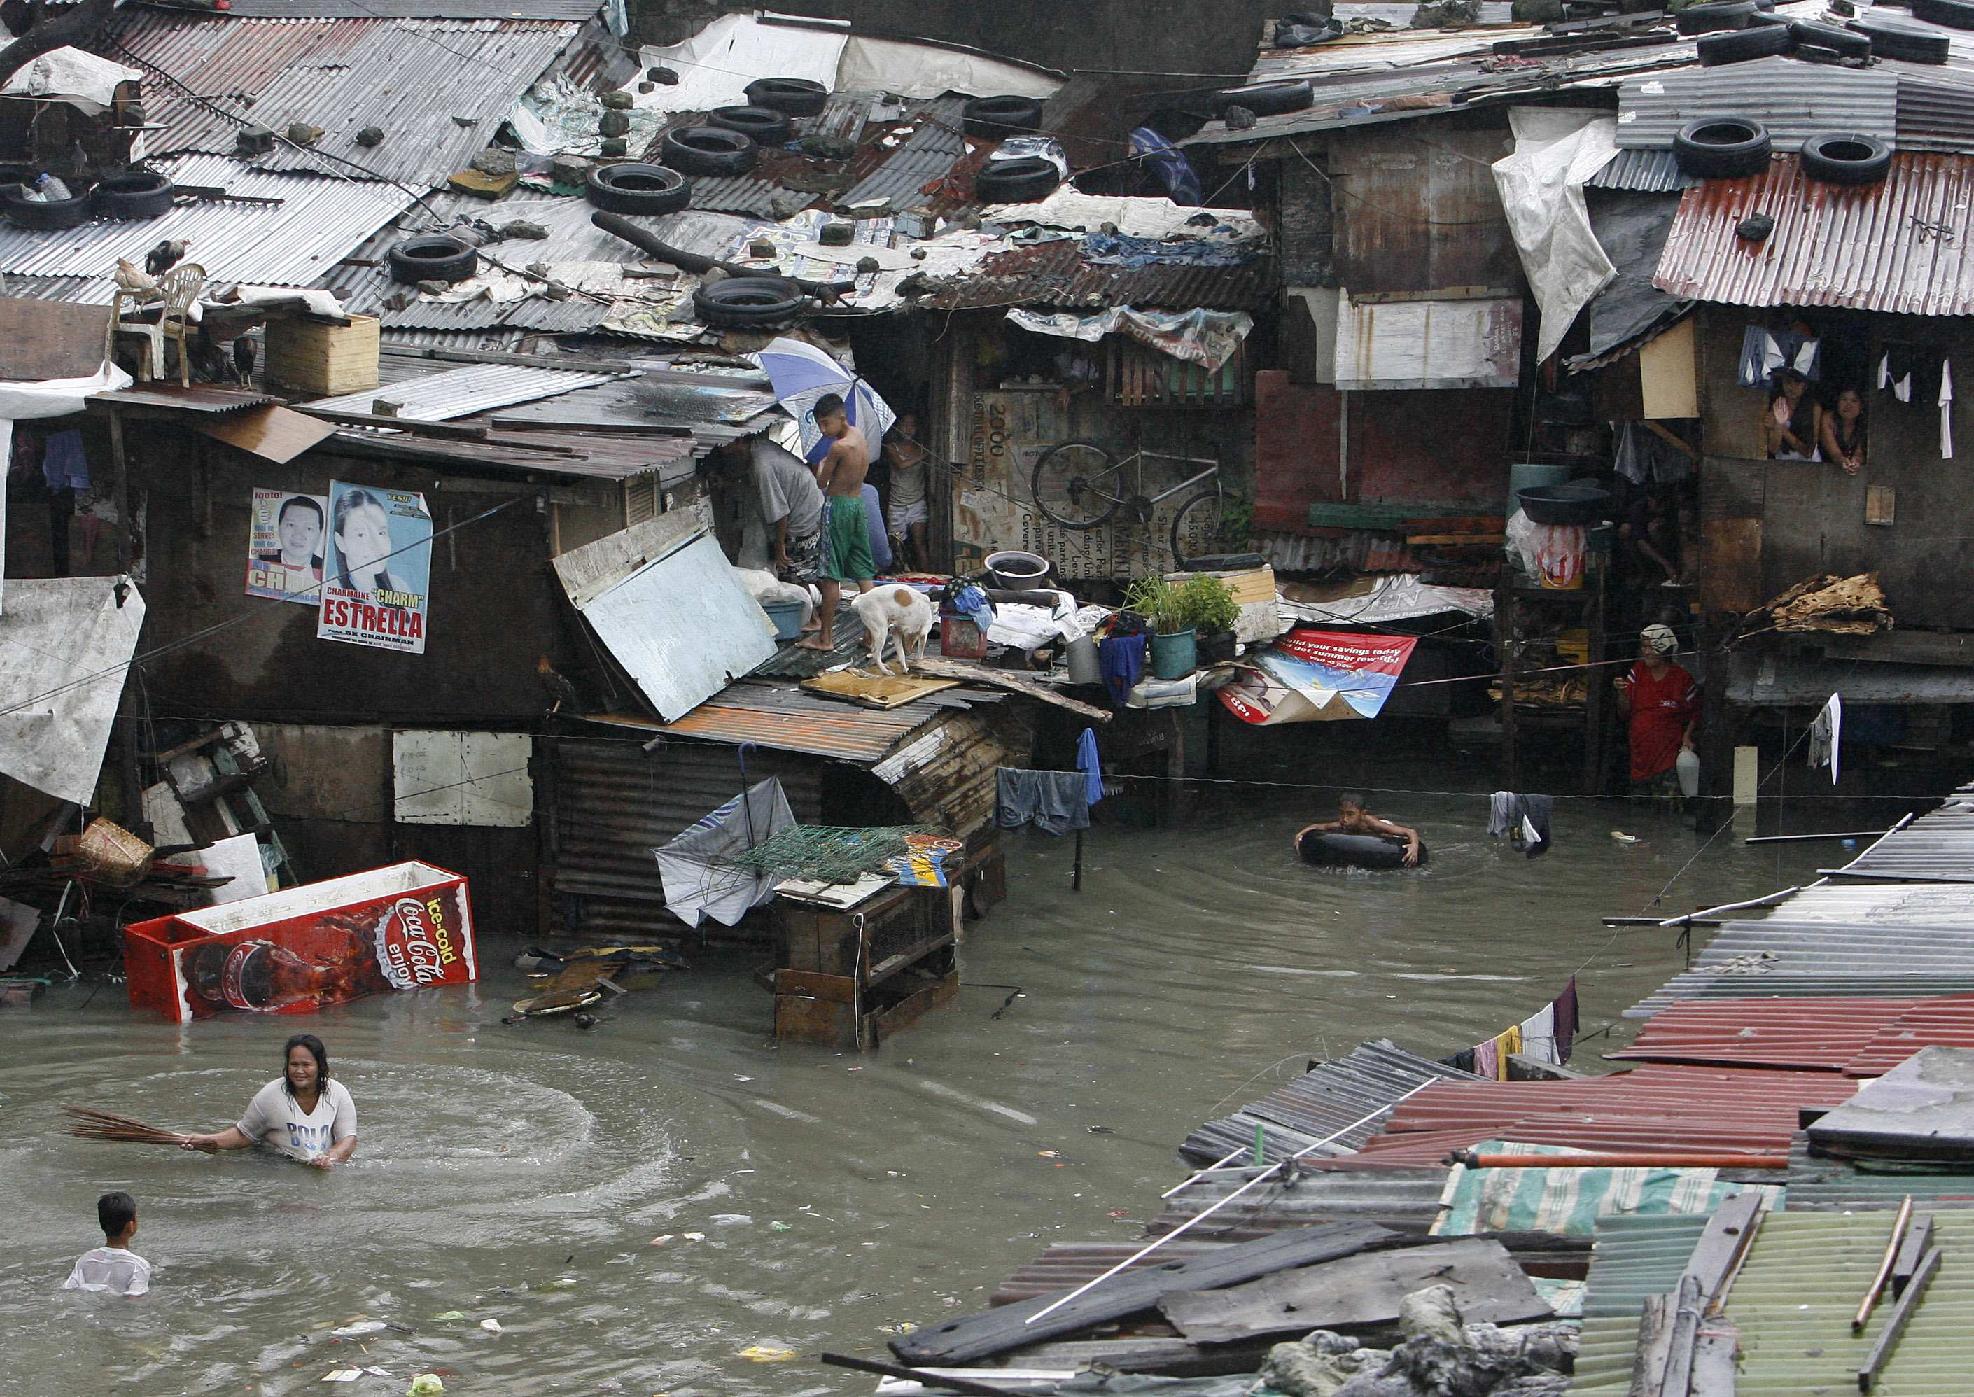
909, 657, 1111, 722
889, 1223, 1399, 1367
1687, 1191, 1766, 1310
1858, 1246, 1941, 1393
1658, 1274, 1705, 1397
1628, 1292, 1676, 1397
1691, 1320, 1739, 1397
1156, 1238, 1549, 1345
773, 968, 856, 1003
1892, 1213, 1934, 1298
870, 969, 960, 1042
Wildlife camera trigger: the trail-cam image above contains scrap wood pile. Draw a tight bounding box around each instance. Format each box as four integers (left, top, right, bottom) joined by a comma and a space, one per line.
1749, 572, 1893, 636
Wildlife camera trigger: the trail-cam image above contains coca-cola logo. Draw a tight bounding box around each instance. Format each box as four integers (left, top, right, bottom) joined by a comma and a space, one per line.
373, 896, 452, 990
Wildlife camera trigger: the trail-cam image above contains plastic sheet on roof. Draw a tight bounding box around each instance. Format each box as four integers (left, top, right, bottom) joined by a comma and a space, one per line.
627, 13, 846, 116
1492, 107, 1617, 363
834, 34, 1060, 102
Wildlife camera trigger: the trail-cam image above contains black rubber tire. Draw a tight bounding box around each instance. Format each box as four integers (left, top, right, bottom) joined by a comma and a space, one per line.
387, 234, 478, 285
660, 125, 757, 176
1800, 132, 1894, 185
1789, 18, 1871, 54
692, 275, 805, 327
1850, 13, 1950, 59
1297, 831, 1430, 870
0, 185, 92, 231
743, 77, 827, 117
1746, 10, 1790, 22
90, 171, 176, 220
1211, 79, 1312, 116
1699, 23, 1793, 60
1913, 0, 1974, 25
708, 104, 793, 144
974, 155, 1062, 203
585, 162, 691, 215
962, 94, 1046, 138
1673, 117, 1773, 178
1675, 0, 1756, 34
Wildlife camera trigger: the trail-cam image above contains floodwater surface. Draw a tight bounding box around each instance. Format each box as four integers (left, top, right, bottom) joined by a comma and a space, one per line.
0, 784, 1826, 1394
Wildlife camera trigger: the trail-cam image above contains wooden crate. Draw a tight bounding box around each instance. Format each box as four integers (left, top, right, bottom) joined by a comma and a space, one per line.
264, 314, 379, 396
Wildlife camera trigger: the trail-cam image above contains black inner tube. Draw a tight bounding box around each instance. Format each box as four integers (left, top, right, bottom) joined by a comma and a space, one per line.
1297, 831, 1429, 869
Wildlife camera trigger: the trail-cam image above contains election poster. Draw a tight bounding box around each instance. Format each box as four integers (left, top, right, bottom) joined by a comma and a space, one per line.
1217, 627, 1418, 725
317, 482, 433, 654
244, 488, 328, 605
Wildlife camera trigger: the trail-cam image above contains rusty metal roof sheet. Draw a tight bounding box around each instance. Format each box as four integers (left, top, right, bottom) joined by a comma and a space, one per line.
305, 361, 622, 421
920, 238, 1274, 312
1613, 58, 1899, 152
839, 96, 968, 213
1320, 1063, 1860, 1166
1607, 995, 1974, 1074
656, 679, 928, 762
1652, 153, 1974, 317
1179, 1039, 1483, 1167
218, 0, 602, 15
109, 11, 582, 189
0, 154, 413, 300
93, 384, 280, 413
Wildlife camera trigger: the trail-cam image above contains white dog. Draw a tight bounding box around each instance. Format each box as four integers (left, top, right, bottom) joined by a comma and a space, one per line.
733, 566, 818, 628
851, 585, 934, 675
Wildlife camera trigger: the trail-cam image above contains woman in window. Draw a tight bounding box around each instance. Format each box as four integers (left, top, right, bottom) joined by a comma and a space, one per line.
1819, 385, 1867, 476
1762, 368, 1820, 461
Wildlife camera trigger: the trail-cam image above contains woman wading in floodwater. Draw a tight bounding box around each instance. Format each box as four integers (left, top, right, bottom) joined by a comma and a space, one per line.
179, 1034, 358, 1169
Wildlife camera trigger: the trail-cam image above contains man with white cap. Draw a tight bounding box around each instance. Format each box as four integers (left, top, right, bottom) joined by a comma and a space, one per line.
1615, 623, 1697, 798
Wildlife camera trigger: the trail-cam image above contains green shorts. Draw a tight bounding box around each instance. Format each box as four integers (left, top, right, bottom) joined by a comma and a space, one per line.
823, 494, 874, 583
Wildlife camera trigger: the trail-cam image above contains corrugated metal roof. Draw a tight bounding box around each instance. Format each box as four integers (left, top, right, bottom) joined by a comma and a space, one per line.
1151, 1164, 1453, 1242
1586, 147, 1695, 194
1897, 73, 1974, 153
991, 1241, 1231, 1305
1323, 1063, 1860, 1166
1831, 786, 1974, 880
1179, 1039, 1483, 1167
920, 239, 1274, 312
1608, 995, 1953, 1073
110, 11, 582, 189
1784, 1132, 1974, 1213
1572, 1213, 1711, 1395
1630, 919, 1974, 1016
1721, 1210, 1974, 1395
219, 0, 602, 16
1766, 878, 1974, 926
839, 96, 968, 213
1652, 153, 1974, 317
657, 679, 928, 763
305, 362, 620, 420
1614, 58, 1899, 152
0, 153, 412, 300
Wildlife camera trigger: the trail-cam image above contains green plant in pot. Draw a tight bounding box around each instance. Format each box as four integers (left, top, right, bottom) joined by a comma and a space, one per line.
1174, 573, 1240, 665
1124, 573, 1231, 680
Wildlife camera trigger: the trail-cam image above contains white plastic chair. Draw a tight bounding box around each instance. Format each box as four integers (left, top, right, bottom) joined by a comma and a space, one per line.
107, 263, 206, 385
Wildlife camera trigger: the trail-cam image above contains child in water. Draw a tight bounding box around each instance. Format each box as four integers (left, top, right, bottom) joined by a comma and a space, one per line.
1296, 792, 1423, 867
63, 1191, 151, 1297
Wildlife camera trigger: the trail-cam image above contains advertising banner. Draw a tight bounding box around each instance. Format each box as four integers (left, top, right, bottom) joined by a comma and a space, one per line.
1218, 627, 1419, 725
243, 488, 328, 604
123, 861, 477, 1023
317, 482, 432, 654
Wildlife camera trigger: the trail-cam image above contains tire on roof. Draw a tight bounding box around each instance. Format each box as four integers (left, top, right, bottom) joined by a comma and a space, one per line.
693, 275, 806, 327
1698, 23, 1794, 61
1673, 117, 1773, 178
743, 77, 828, 117
974, 156, 1062, 203
1800, 132, 1894, 185
660, 125, 758, 176
387, 234, 478, 285
585, 162, 691, 215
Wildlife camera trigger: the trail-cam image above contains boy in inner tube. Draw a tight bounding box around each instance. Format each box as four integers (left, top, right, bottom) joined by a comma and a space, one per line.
1296, 792, 1422, 867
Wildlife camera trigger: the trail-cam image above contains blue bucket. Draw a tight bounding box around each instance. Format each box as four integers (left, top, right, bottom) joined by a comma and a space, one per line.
762, 598, 805, 641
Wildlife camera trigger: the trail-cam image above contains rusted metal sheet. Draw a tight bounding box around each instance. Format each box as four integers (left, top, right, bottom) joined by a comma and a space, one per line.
658, 681, 926, 762
1612, 994, 1974, 1076
1653, 154, 1974, 316
0, 299, 112, 380
920, 240, 1274, 312
1329, 125, 1517, 295
1252, 370, 1342, 533
93, 385, 280, 413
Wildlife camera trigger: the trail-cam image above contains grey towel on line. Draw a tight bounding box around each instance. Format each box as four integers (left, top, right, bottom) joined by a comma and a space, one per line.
996, 769, 1091, 836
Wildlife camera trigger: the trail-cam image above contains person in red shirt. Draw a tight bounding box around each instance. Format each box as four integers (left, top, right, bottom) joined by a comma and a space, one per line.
1615, 623, 1697, 797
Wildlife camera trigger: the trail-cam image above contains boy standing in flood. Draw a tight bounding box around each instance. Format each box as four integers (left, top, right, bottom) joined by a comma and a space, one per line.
63, 1191, 151, 1297
799, 393, 877, 651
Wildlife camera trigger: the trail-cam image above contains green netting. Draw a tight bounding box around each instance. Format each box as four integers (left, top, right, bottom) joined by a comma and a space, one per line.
719, 824, 943, 884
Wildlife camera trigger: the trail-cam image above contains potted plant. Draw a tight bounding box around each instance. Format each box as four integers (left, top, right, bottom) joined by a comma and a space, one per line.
1125, 574, 1196, 680
1174, 573, 1240, 664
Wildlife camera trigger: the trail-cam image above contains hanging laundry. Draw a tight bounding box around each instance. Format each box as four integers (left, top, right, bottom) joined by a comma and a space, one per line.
1736, 325, 1819, 388
39, 429, 89, 492
1878, 346, 1916, 403
995, 768, 1091, 836
1941, 358, 1954, 460
1492, 1025, 1522, 1079
1553, 977, 1579, 1065
1518, 1002, 1559, 1067
1076, 727, 1104, 808
1487, 792, 1553, 858
1444, 1047, 1477, 1074
1808, 692, 1842, 785
1472, 1036, 1499, 1080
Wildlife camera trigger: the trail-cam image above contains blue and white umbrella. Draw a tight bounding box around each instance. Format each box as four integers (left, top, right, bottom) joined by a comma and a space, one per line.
751, 337, 895, 466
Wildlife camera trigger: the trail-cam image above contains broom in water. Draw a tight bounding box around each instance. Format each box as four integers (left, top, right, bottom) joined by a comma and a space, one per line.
63, 1105, 189, 1146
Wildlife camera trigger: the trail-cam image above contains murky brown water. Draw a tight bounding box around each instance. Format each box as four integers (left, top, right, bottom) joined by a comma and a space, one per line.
0, 782, 1826, 1394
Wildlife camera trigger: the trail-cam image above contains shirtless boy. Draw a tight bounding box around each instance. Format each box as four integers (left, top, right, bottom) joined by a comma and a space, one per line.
1295, 792, 1422, 867
799, 393, 878, 650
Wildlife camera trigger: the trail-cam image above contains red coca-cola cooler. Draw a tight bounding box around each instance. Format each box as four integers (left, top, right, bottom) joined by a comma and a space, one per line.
124, 861, 478, 1022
